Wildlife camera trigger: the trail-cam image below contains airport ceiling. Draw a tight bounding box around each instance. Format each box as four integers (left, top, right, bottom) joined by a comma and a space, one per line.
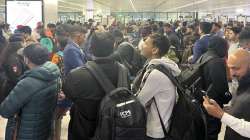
58, 0, 250, 13
0, 0, 250, 14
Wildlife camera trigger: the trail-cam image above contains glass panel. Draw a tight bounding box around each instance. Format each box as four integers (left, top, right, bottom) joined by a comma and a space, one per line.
168, 12, 178, 21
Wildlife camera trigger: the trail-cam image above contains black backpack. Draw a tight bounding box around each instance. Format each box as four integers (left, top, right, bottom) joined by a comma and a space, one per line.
86, 61, 147, 140
177, 55, 216, 102
149, 64, 208, 140
178, 54, 232, 104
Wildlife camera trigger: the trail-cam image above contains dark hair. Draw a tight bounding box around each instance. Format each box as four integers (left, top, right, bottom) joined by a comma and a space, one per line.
229, 26, 242, 35
0, 35, 7, 68
140, 25, 152, 38
19, 26, 32, 35
182, 21, 187, 27
111, 29, 124, 39
208, 36, 228, 58
55, 24, 70, 50
90, 32, 115, 57
47, 23, 56, 29
152, 24, 158, 32
158, 21, 163, 27
23, 43, 49, 65
200, 22, 212, 34
0, 31, 7, 50
111, 30, 124, 45
56, 24, 71, 37
239, 27, 250, 43
9, 33, 24, 43
0, 38, 23, 68
149, 33, 171, 57
7, 34, 24, 54
69, 25, 87, 37
163, 23, 171, 28
213, 22, 221, 28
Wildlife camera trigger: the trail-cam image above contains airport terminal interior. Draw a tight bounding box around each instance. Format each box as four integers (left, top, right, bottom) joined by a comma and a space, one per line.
1, 0, 250, 140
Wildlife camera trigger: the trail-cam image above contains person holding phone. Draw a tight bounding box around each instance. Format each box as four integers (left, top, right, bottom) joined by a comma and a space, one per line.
203, 96, 250, 139
203, 49, 250, 140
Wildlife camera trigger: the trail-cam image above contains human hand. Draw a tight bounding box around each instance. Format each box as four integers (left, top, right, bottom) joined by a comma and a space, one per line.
203, 96, 224, 119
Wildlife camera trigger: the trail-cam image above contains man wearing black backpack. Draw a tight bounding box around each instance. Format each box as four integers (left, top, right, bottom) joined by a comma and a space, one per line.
135, 33, 181, 140
200, 36, 230, 140
63, 32, 129, 140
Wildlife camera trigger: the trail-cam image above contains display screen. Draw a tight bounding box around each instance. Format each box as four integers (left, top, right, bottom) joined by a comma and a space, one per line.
6, 0, 43, 31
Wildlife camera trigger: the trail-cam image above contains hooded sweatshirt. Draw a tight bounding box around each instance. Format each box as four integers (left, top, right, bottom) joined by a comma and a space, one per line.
0, 62, 60, 140
137, 57, 181, 138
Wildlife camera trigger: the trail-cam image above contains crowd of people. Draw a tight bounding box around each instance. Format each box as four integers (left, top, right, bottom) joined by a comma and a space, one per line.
0, 18, 250, 140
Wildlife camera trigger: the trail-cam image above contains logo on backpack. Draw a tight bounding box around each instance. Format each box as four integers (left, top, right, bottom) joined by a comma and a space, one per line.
119, 110, 132, 118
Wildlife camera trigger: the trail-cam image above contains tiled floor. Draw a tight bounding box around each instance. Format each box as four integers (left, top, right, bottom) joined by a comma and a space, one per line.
0, 115, 225, 140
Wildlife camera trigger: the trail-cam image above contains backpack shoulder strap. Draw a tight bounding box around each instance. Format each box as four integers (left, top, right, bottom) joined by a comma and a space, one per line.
154, 97, 169, 137
86, 61, 115, 94
117, 63, 128, 88
197, 54, 218, 66
153, 64, 185, 93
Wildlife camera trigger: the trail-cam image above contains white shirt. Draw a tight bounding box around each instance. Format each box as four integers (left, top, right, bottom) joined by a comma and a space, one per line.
221, 113, 250, 138
228, 42, 239, 55
137, 57, 180, 138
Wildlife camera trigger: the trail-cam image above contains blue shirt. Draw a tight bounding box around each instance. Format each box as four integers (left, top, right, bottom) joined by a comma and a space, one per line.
63, 41, 87, 75
61, 41, 87, 108
192, 35, 211, 63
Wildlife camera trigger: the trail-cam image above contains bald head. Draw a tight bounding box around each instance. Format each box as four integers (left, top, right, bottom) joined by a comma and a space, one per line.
228, 49, 250, 80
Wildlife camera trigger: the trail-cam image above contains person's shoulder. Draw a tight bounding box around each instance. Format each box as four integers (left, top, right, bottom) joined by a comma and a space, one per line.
17, 76, 43, 88
194, 38, 202, 45
64, 44, 79, 53
70, 66, 88, 73
236, 92, 250, 104
206, 57, 225, 66
145, 68, 171, 84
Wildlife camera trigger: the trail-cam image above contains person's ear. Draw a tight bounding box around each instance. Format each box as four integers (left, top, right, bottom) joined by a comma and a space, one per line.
152, 47, 159, 56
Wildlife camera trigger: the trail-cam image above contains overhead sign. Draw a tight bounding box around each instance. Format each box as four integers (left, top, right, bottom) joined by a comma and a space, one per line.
6, 0, 43, 31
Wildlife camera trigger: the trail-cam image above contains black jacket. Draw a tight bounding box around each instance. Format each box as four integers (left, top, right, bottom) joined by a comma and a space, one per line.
63, 59, 120, 140
201, 50, 229, 139
224, 73, 250, 140
201, 50, 229, 105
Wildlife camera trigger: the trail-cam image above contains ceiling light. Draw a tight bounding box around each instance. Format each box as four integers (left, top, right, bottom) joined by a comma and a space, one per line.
129, 0, 137, 12
58, 5, 82, 11
236, 8, 244, 14
58, 0, 85, 8
165, 0, 208, 12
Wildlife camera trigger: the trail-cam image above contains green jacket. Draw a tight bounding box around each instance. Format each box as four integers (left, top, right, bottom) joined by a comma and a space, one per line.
40, 37, 54, 53
0, 62, 61, 140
